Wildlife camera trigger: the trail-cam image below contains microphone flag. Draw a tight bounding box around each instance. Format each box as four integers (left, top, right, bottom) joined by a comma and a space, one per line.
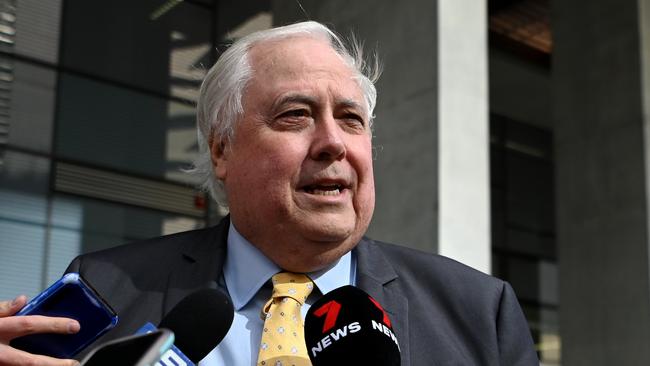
136, 323, 193, 366
304, 285, 400, 366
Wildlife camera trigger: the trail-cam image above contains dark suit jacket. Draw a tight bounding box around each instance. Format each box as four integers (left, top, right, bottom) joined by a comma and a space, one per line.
66, 217, 538, 365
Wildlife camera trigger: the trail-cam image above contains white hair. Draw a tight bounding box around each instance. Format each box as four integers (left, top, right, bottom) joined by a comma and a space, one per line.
189, 21, 381, 204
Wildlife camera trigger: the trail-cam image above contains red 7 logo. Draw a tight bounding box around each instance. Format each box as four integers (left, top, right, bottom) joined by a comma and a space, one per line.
313, 300, 342, 333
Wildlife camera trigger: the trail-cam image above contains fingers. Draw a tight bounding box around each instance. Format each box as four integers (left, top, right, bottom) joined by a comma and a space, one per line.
0, 306, 81, 366
0, 298, 81, 366
0, 296, 27, 318
0, 316, 80, 343
0, 343, 79, 366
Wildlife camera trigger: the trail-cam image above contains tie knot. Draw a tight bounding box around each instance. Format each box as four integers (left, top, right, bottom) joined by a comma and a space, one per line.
271, 272, 314, 305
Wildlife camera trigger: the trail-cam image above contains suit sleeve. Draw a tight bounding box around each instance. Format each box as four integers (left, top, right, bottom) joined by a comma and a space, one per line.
497, 282, 539, 365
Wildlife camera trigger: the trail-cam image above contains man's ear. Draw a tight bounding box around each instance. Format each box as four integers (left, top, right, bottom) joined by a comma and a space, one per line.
210, 136, 229, 180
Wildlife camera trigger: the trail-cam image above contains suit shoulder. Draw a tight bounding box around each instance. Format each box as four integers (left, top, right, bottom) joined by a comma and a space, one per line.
358, 239, 536, 364
363, 238, 506, 302
370, 239, 497, 278
80, 226, 218, 262
65, 223, 227, 297
67, 224, 227, 279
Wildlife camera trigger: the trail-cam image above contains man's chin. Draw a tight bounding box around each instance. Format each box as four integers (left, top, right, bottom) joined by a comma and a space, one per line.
297, 219, 356, 244
296, 210, 372, 248
279, 242, 357, 273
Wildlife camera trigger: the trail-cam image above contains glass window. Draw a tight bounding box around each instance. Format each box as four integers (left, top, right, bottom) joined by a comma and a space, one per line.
0, 151, 50, 300
55, 72, 200, 186
13, 0, 62, 64
490, 114, 558, 364
1, 58, 57, 153
0, 186, 204, 300
61, 0, 212, 101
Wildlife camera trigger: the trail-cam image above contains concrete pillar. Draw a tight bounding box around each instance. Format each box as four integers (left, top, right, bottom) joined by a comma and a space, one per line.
437, 0, 490, 273
272, 0, 490, 273
552, 0, 650, 363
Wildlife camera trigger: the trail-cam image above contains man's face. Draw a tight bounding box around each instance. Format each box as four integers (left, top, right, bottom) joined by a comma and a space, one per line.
211, 36, 375, 272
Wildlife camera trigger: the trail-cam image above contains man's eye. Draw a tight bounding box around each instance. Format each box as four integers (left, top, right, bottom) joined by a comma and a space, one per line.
272, 109, 312, 130
281, 109, 309, 118
342, 113, 365, 126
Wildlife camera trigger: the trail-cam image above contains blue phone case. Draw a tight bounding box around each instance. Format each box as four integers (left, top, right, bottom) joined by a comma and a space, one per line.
10, 273, 119, 358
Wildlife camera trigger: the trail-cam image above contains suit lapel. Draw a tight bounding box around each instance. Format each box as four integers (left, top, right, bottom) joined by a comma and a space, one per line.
162, 217, 230, 314
355, 238, 410, 366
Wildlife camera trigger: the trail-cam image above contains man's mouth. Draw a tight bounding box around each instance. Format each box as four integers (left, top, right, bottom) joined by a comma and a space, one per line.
302, 183, 344, 196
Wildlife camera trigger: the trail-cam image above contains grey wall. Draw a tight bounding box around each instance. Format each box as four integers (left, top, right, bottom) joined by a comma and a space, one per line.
552, 0, 650, 363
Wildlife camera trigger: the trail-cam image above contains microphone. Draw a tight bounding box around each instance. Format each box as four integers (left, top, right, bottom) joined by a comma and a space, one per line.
304, 285, 400, 366
136, 288, 234, 365
159, 288, 234, 363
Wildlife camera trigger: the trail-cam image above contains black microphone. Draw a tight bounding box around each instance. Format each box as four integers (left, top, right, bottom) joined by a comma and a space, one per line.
158, 288, 234, 364
304, 285, 400, 366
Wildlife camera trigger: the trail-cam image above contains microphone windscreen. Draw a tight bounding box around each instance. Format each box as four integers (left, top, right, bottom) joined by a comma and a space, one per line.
305, 285, 400, 366
158, 288, 234, 363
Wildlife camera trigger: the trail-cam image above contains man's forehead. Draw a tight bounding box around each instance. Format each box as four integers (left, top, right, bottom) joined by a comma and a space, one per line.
242, 36, 365, 108
248, 36, 352, 76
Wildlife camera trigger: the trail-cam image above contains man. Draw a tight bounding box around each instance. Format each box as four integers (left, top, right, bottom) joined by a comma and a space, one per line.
0, 21, 538, 365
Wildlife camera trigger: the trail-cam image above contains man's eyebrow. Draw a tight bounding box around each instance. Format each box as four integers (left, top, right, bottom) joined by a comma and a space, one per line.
337, 98, 364, 111
271, 94, 319, 110
271, 94, 367, 116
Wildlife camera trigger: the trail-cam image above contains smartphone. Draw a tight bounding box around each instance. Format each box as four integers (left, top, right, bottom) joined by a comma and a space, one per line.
10, 272, 118, 358
80, 329, 175, 366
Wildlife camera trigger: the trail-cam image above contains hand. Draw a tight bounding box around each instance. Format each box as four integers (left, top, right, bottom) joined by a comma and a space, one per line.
0, 295, 80, 366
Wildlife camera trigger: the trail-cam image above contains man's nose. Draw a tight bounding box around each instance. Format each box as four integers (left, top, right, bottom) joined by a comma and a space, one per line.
309, 115, 346, 161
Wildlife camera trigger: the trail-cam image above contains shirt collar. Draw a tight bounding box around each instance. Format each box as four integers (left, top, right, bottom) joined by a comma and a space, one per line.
309, 249, 355, 296
223, 223, 355, 311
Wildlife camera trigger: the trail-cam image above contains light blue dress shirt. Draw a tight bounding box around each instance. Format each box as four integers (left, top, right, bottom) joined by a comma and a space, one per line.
200, 224, 356, 366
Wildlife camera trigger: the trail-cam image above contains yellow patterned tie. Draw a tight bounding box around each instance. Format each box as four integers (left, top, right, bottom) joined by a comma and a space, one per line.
257, 272, 314, 366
